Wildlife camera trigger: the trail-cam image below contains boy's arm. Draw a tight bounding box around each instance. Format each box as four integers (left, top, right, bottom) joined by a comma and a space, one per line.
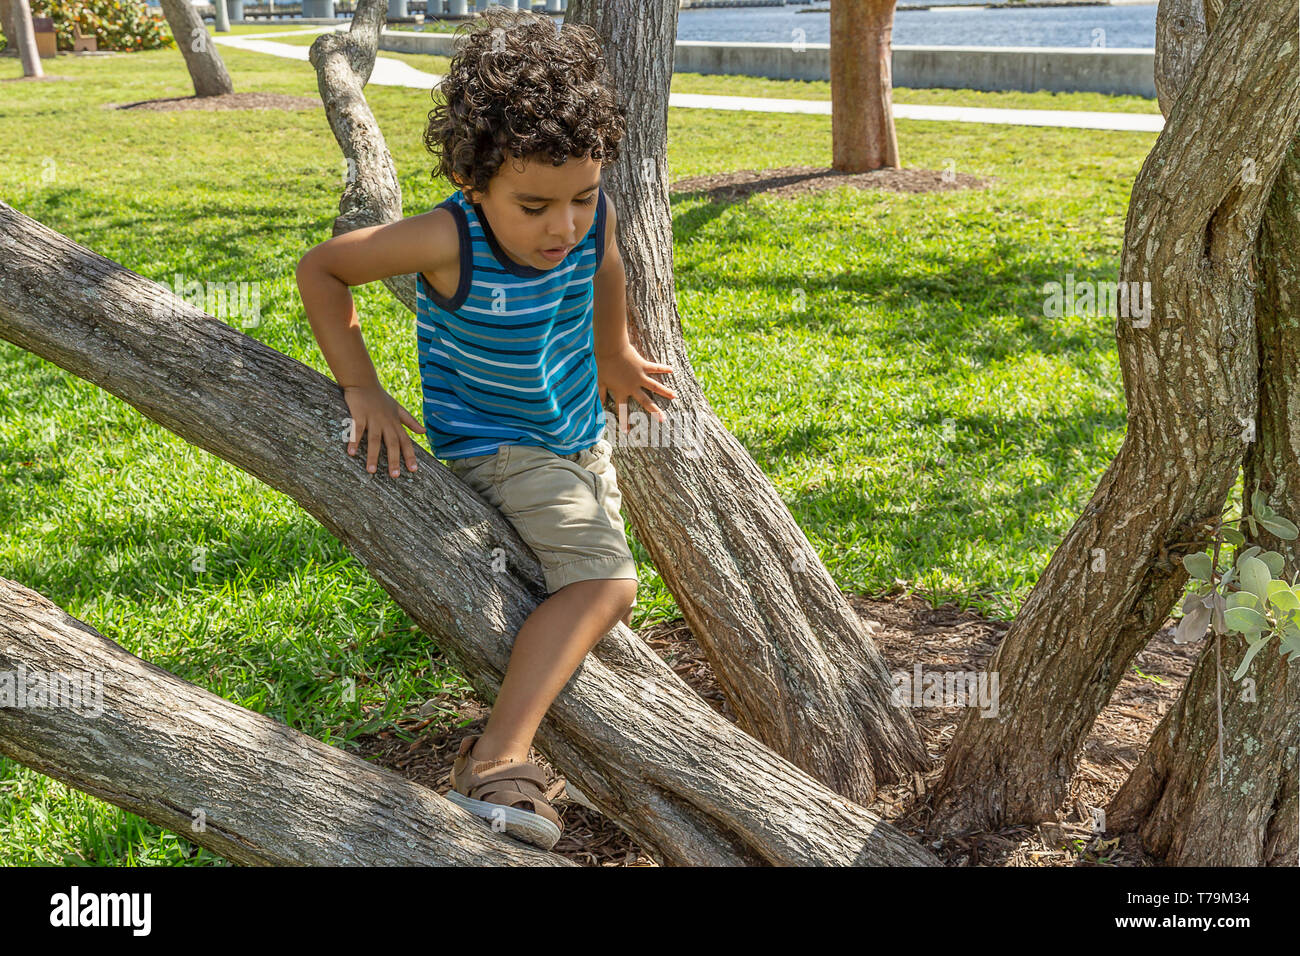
295, 209, 458, 476
592, 196, 630, 361
591, 194, 678, 429
296, 209, 457, 390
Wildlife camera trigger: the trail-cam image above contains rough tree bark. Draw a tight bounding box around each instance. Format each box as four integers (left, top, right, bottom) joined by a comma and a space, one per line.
159, 0, 233, 97
0, 202, 939, 867
1104, 0, 1299, 866
829, 0, 899, 171
924, 0, 1300, 836
9, 0, 43, 79
550, 0, 927, 807
0, 578, 569, 866
1152, 0, 1206, 118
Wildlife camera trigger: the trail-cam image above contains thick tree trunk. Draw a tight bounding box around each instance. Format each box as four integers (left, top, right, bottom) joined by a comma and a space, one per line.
1104, 0, 1300, 866
546, 0, 928, 808
829, 0, 898, 171
159, 0, 233, 97
0, 202, 939, 867
10, 0, 43, 78
925, 0, 1300, 836
0, 578, 569, 866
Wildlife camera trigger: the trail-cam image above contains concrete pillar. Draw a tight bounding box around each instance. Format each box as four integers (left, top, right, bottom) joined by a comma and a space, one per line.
303, 0, 334, 17
227, 0, 244, 22
387, 0, 407, 16
448, 0, 467, 13
545, 0, 561, 11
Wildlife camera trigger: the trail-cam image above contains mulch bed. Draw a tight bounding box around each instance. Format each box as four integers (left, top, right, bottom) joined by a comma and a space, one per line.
669, 164, 992, 202
350, 590, 1198, 867
106, 91, 320, 112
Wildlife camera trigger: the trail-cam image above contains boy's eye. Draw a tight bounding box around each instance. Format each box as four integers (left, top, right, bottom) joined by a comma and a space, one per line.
520, 196, 597, 216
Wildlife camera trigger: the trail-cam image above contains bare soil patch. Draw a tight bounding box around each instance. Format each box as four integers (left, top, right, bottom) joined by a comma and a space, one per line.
106, 91, 320, 112
352, 590, 1195, 867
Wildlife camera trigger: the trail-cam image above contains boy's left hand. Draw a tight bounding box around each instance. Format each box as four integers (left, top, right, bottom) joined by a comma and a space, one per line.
596, 343, 677, 431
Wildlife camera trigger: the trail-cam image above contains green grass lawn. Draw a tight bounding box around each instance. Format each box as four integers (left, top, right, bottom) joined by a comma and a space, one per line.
0, 33, 1152, 863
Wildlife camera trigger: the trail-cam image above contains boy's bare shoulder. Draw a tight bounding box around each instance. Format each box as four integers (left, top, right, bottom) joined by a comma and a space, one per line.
414, 205, 461, 296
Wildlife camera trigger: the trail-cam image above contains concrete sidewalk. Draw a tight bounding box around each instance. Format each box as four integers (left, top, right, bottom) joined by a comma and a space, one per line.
214, 28, 1163, 133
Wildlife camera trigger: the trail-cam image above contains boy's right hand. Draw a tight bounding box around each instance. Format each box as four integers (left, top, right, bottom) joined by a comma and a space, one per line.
342, 383, 426, 478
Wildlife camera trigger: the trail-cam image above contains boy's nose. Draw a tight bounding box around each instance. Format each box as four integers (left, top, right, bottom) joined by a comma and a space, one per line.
549, 210, 576, 243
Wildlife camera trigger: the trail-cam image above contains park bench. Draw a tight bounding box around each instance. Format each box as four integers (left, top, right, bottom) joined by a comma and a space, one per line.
72, 23, 97, 53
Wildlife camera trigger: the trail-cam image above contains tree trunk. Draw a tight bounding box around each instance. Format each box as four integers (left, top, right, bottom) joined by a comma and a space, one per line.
1104, 0, 1300, 866
1, 0, 20, 58
159, 0, 233, 97
0, 578, 570, 866
10, 0, 43, 79
537, 0, 927, 809
829, 0, 898, 171
0, 202, 939, 867
925, 0, 1300, 836
1153, 0, 1205, 118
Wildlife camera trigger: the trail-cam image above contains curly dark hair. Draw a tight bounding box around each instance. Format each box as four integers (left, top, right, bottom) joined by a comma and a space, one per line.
424, 8, 627, 197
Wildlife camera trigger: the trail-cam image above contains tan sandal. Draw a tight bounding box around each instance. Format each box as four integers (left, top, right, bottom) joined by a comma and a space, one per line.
447, 734, 563, 850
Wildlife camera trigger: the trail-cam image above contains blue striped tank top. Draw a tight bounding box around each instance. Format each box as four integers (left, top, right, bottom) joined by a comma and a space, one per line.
415, 187, 609, 460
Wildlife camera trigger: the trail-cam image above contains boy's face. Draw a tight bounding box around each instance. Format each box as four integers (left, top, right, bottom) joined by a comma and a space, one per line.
464, 151, 602, 270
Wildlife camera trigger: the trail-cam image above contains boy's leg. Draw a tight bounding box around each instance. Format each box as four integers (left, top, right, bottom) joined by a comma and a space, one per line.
471, 576, 637, 764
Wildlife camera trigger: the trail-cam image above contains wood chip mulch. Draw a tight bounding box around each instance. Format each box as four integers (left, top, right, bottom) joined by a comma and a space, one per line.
669, 164, 992, 203
348, 588, 1198, 867
105, 91, 321, 112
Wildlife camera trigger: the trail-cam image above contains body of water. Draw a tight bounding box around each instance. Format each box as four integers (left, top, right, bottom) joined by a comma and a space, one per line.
678, 3, 1157, 49
172, 1, 1159, 50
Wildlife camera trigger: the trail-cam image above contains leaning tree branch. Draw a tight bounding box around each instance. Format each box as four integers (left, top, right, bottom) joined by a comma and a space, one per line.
926, 0, 1300, 835
0, 577, 569, 866
0, 200, 939, 867
1102, 0, 1300, 866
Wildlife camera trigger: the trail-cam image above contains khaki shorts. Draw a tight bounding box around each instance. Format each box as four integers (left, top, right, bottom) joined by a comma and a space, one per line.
447, 437, 638, 605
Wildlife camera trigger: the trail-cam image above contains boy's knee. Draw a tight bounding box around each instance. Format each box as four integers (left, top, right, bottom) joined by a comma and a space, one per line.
610, 577, 637, 614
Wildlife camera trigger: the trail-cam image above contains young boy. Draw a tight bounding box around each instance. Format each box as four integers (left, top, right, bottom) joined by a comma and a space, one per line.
295, 8, 676, 850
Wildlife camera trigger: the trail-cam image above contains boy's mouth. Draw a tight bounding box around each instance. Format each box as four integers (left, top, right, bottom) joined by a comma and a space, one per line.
539, 245, 571, 262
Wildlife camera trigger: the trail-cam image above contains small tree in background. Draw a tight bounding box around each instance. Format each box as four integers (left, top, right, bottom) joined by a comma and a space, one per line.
830, 0, 900, 171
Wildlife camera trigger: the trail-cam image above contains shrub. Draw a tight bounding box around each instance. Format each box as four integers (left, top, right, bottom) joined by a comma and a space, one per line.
0, 0, 173, 53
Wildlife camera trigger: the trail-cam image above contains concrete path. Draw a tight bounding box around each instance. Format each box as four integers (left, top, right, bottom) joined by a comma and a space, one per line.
214, 27, 1164, 132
